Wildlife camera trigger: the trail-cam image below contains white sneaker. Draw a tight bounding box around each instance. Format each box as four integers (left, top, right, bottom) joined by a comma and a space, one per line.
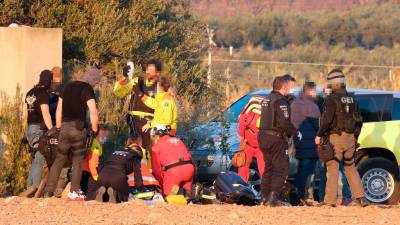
67, 191, 85, 202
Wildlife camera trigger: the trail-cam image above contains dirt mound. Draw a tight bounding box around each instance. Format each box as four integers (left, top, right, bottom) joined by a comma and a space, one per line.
0, 196, 399, 225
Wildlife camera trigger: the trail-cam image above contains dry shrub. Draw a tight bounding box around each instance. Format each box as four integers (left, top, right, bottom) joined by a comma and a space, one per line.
0, 86, 31, 196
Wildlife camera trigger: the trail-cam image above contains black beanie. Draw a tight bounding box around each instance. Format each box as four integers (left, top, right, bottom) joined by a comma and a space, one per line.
38, 70, 53, 88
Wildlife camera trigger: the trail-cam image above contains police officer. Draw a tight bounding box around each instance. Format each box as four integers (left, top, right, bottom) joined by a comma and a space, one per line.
113, 59, 161, 156
44, 68, 101, 201
282, 74, 297, 103
258, 76, 300, 206
95, 137, 144, 203
315, 69, 368, 207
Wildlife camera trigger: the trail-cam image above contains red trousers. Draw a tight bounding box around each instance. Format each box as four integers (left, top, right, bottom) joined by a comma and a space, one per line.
238, 144, 265, 182
162, 164, 194, 196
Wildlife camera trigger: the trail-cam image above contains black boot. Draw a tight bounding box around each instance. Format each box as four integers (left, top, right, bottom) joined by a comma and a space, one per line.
263, 192, 291, 207
43, 192, 54, 198
348, 197, 369, 207
317, 202, 336, 207
298, 198, 313, 206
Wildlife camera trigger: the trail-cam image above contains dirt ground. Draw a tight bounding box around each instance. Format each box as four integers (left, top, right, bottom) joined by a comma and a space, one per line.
0, 197, 399, 225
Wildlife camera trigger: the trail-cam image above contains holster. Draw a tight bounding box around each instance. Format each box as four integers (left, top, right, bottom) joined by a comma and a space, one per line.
317, 137, 335, 162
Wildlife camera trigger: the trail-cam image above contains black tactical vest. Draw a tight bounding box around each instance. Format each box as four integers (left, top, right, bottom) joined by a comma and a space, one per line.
128, 77, 157, 114
259, 91, 284, 132
329, 92, 362, 134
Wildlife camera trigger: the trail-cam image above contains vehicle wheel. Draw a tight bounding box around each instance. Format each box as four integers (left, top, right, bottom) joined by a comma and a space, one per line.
357, 157, 400, 205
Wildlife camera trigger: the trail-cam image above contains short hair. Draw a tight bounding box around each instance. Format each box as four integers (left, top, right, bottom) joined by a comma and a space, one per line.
146, 59, 163, 72
282, 74, 296, 82
303, 81, 316, 92
272, 76, 288, 91
159, 76, 171, 92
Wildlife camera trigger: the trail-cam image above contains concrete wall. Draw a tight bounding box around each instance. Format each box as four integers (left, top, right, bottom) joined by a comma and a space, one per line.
0, 27, 62, 98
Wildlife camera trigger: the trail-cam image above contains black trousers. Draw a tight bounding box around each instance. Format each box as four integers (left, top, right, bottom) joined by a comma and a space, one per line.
131, 116, 152, 157
98, 167, 130, 202
260, 135, 289, 198
81, 171, 100, 201
45, 121, 86, 194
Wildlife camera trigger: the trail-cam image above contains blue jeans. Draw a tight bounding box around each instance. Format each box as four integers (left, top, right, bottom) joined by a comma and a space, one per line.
26, 124, 45, 189
319, 160, 352, 202
294, 158, 318, 199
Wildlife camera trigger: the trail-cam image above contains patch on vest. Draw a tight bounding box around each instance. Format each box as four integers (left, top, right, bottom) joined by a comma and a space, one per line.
280, 105, 289, 118
26, 94, 37, 112
163, 102, 169, 107
341, 97, 354, 104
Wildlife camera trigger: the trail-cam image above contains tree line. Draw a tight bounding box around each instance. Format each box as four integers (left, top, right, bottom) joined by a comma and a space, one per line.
209, 3, 400, 50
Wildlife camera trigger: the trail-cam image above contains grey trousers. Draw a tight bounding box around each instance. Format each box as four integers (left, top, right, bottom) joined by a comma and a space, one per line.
26, 124, 45, 189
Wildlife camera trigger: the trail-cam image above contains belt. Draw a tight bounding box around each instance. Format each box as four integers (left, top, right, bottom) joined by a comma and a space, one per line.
264, 130, 283, 138
162, 159, 193, 171
128, 111, 154, 118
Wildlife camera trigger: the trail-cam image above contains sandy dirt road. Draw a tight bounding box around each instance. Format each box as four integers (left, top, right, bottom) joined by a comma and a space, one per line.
0, 197, 399, 225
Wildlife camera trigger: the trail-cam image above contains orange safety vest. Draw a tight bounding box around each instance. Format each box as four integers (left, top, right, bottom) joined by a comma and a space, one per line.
128, 158, 160, 187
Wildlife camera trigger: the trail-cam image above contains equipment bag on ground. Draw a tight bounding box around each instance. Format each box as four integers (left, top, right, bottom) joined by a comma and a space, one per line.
213, 171, 259, 205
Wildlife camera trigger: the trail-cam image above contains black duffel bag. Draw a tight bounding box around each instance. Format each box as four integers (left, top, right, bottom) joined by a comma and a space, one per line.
317, 137, 334, 162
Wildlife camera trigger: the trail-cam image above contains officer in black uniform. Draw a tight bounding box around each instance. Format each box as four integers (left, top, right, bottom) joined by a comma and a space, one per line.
258, 76, 300, 207
282, 74, 297, 104
95, 137, 144, 203
315, 69, 368, 207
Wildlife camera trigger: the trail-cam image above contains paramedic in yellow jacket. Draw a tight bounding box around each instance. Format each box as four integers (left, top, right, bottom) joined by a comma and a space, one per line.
141, 76, 178, 136
113, 59, 162, 155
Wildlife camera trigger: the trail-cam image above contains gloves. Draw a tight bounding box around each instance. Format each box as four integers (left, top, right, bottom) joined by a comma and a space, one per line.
47, 127, 60, 138
122, 65, 131, 77
296, 131, 302, 141
127, 61, 134, 79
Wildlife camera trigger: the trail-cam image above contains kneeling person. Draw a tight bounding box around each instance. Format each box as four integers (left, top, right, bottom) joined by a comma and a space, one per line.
81, 125, 109, 200
96, 137, 144, 203
151, 126, 194, 196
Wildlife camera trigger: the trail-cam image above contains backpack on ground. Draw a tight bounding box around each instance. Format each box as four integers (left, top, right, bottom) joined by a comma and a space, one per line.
213, 171, 260, 205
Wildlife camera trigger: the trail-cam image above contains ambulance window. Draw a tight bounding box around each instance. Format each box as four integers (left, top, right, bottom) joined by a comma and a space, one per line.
393, 98, 400, 120
355, 94, 393, 122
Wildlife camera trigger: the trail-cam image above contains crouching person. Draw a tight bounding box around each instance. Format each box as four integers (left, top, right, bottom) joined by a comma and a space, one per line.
151, 126, 194, 196
81, 125, 109, 200
96, 137, 144, 203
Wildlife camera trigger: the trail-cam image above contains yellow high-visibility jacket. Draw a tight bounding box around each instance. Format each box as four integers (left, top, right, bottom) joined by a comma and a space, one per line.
113, 77, 157, 117
113, 77, 139, 98
141, 92, 178, 130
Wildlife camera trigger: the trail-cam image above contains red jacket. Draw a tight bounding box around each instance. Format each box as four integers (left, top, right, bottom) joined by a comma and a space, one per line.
238, 95, 264, 148
151, 136, 192, 182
